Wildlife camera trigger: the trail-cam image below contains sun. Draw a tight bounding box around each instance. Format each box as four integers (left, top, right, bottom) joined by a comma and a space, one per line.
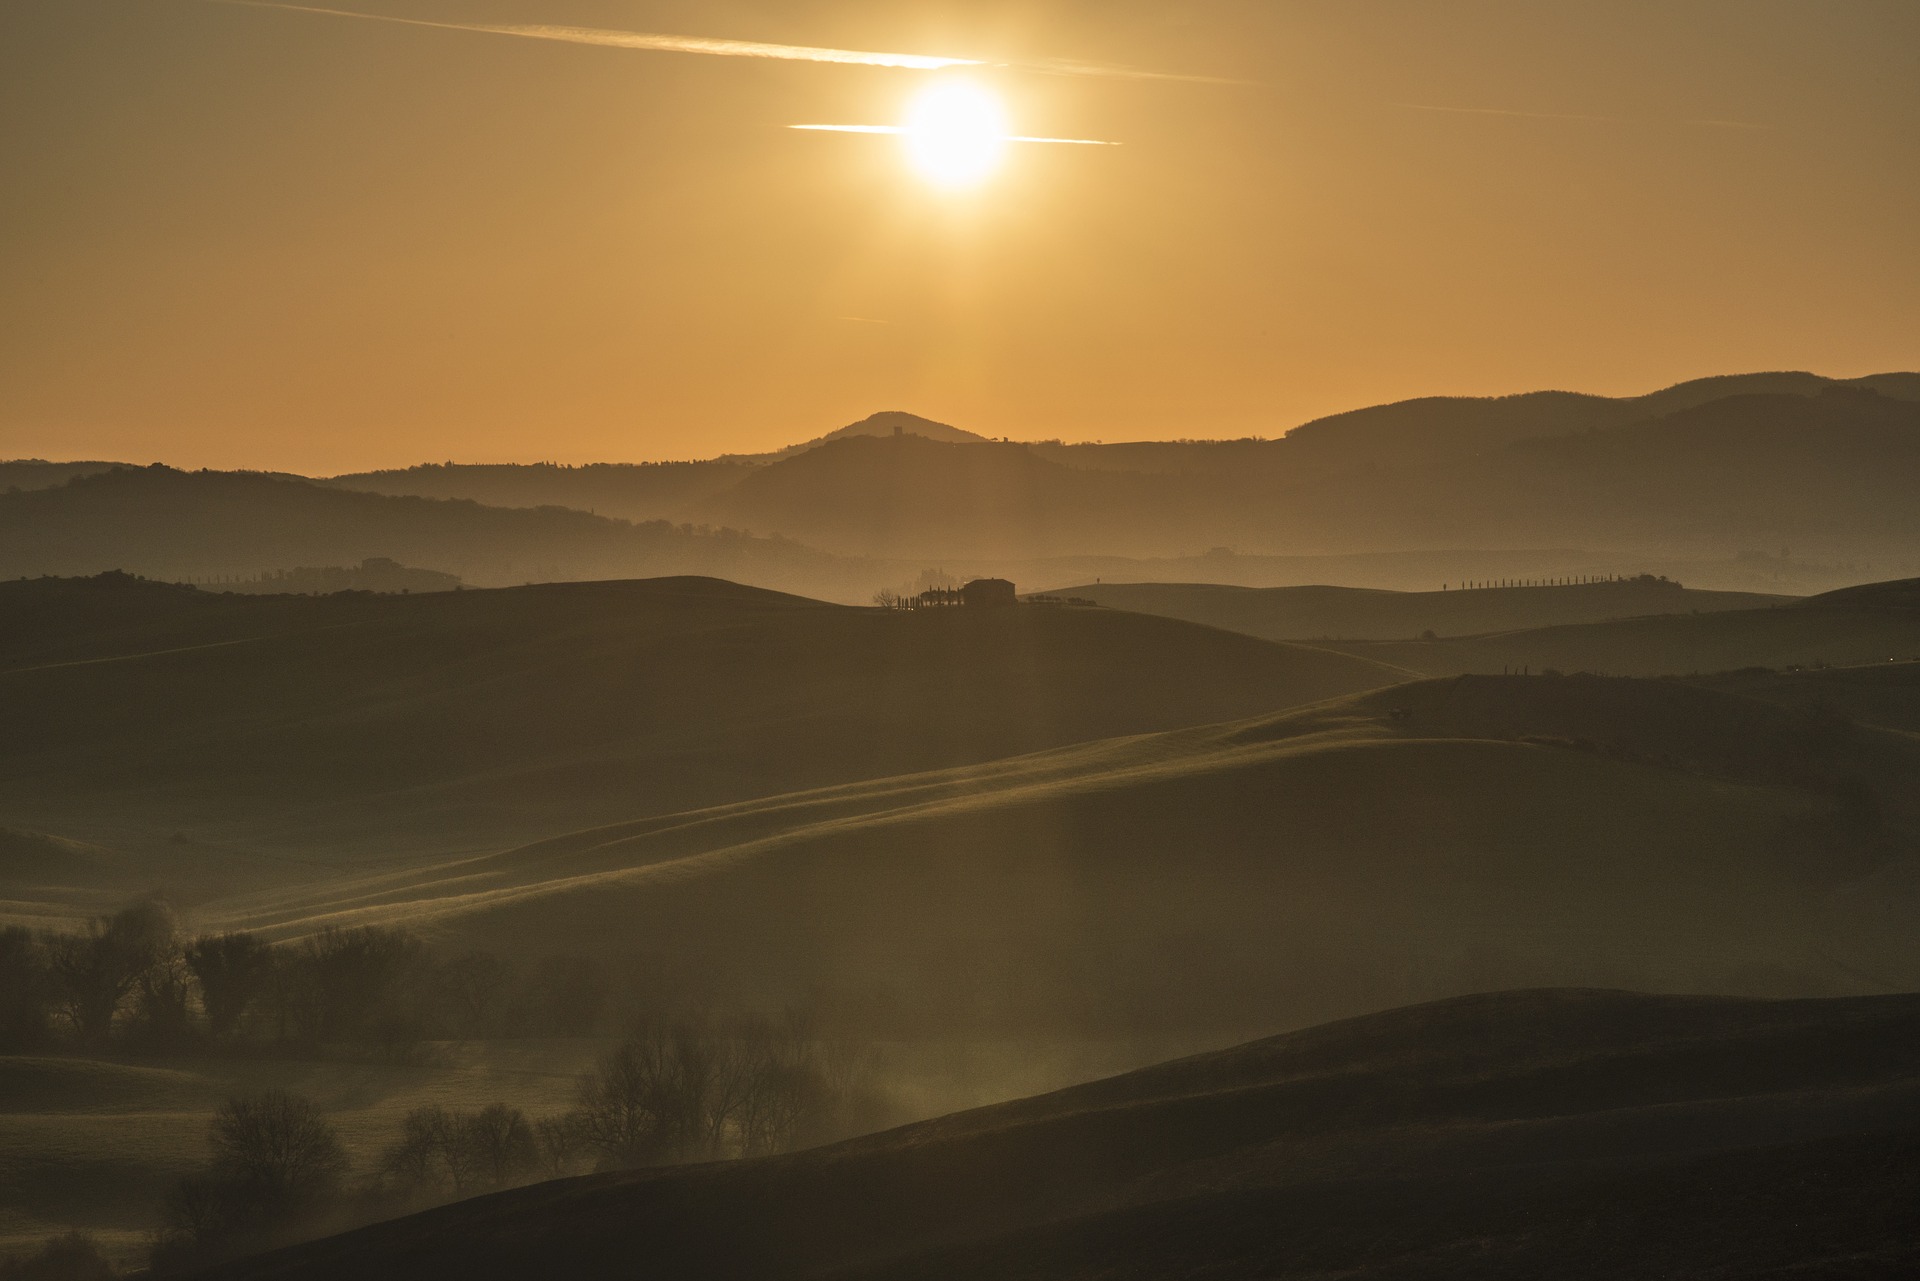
902, 81, 1009, 189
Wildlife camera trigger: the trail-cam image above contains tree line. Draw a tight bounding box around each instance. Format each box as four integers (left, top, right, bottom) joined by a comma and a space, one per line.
0, 899, 610, 1058
147, 1012, 883, 1273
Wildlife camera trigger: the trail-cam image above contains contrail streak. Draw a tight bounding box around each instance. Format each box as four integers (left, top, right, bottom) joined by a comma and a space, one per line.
790, 124, 1119, 146
210, 0, 1226, 83
212, 0, 984, 70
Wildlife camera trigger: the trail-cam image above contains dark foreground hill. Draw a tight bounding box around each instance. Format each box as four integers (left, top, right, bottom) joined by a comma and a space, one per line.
1327, 576, 1920, 678
0, 574, 1403, 875
211, 673, 1920, 1036
1055, 577, 1791, 641
196, 989, 1920, 1281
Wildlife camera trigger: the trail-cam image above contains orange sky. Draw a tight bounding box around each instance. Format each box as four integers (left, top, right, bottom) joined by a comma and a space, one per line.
2, 0, 1916, 473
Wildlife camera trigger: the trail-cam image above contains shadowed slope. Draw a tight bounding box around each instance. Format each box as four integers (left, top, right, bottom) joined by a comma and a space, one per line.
1327, 577, 1920, 679
195, 989, 1920, 1281
1053, 578, 1791, 641
0, 575, 1404, 874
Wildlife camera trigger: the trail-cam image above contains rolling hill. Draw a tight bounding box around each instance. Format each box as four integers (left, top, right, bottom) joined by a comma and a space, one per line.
1050, 577, 1792, 641
0, 574, 1404, 888
322, 459, 756, 525
295, 373, 1920, 588
197, 672, 1920, 1038
322, 414, 988, 522
195, 988, 1920, 1281
1324, 576, 1920, 679
0, 465, 868, 596
675, 384, 1920, 574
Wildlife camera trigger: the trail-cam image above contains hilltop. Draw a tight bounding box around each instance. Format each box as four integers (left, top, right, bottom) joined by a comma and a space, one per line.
194, 989, 1920, 1281
1052, 577, 1791, 641
0, 574, 1403, 880
743, 410, 993, 460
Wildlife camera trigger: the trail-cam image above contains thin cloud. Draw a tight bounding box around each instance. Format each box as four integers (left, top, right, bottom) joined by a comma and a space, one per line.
1395, 101, 1619, 123
209, 0, 1226, 82
1398, 100, 1773, 132
212, 0, 983, 70
1024, 56, 1248, 86
791, 124, 1120, 146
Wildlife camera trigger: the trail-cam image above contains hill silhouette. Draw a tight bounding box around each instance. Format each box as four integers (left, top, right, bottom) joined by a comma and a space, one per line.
0, 459, 125, 493
10, 375, 1920, 594
321, 414, 988, 521
0, 574, 1403, 877
1052, 577, 1791, 641
668, 383, 1920, 573
199, 673, 1920, 1036
0, 465, 871, 595
238, 372, 1920, 590
1325, 576, 1920, 679
192, 989, 1920, 1281
750, 410, 992, 459
322, 459, 755, 525
693, 434, 1157, 559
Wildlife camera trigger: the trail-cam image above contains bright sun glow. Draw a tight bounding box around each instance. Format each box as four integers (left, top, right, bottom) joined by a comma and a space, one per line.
903, 82, 1009, 188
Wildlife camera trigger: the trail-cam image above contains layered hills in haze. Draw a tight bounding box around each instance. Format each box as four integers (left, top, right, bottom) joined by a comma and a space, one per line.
9, 373, 1918, 597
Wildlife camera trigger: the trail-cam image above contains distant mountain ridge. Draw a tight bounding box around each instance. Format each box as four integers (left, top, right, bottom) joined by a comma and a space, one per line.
9, 371, 1920, 595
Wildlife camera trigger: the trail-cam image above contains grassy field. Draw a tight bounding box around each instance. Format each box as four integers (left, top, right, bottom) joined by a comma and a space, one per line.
0, 575, 1404, 899
85, 673, 1906, 1042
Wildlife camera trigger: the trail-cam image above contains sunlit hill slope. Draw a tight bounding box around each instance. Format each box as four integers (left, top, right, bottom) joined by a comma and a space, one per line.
0, 574, 1403, 877
209, 672, 1920, 1037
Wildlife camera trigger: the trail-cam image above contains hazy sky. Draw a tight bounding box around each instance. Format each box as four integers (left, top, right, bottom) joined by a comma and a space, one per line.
3, 0, 1916, 471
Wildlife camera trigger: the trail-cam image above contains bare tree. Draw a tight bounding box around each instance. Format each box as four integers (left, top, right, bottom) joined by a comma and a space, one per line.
0, 926, 51, 1053
380, 1104, 539, 1199
207, 1090, 348, 1218
462, 1104, 539, 1188
185, 932, 274, 1039
533, 1113, 589, 1179
46, 900, 176, 1046
155, 1090, 347, 1271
